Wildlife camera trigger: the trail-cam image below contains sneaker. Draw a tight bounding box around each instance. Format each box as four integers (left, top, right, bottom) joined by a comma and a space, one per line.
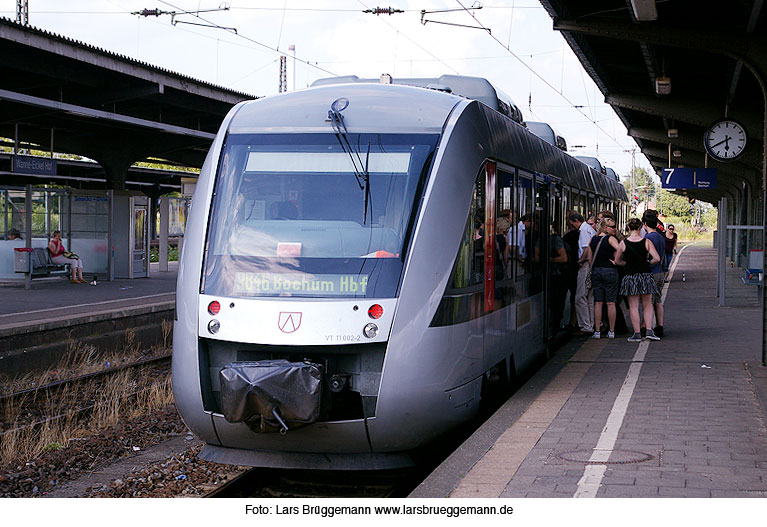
627, 332, 643, 342
653, 325, 664, 338
591, 331, 601, 339
645, 329, 660, 341
640, 327, 647, 338
607, 331, 615, 339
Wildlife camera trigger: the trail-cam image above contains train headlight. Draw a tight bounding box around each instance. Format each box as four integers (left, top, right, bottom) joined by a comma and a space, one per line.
367, 304, 383, 319
208, 301, 221, 315
363, 323, 378, 339
207, 319, 221, 334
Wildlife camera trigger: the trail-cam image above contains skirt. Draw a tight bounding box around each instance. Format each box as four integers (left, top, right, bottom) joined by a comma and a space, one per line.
620, 272, 658, 297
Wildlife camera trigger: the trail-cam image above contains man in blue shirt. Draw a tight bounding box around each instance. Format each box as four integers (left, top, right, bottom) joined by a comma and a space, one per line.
643, 211, 666, 337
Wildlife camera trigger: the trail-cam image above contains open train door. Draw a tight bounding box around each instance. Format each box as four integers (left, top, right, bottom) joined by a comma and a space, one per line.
533, 176, 551, 340
539, 176, 564, 341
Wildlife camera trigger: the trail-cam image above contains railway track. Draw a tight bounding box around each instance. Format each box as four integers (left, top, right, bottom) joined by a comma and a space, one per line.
206, 467, 418, 498
0, 354, 171, 438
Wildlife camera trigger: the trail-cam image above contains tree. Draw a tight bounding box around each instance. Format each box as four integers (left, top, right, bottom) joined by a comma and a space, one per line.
701, 204, 718, 228
622, 167, 658, 208
658, 189, 693, 219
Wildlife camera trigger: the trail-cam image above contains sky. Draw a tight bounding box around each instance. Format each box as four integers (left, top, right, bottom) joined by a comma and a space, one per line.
1, 0, 656, 179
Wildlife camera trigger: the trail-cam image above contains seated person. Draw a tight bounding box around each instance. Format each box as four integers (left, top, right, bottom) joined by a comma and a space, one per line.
8, 228, 22, 240
270, 201, 298, 220
48, 230, 86, 284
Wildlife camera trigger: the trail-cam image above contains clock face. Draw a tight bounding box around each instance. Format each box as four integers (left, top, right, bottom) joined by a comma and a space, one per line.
705, 119, 747, 161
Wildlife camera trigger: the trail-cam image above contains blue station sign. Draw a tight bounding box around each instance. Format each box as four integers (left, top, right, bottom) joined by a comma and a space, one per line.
661, 168, 717, 189
12, 155, 57, 176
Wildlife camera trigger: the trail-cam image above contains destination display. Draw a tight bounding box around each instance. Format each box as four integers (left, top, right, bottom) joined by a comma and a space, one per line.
233, 272, 369, 296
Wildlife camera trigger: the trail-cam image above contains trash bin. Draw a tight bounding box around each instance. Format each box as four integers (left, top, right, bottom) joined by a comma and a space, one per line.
13, 247, 33, 273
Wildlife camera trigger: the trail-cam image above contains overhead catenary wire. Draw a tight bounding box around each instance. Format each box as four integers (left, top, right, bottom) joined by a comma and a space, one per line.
354, 0, 461, 75
454, 0, 626, 149
0, 3, 544, 16
155, 0, 340, 78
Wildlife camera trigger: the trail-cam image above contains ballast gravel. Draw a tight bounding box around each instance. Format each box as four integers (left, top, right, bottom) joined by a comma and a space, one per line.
0, 405, 241, 498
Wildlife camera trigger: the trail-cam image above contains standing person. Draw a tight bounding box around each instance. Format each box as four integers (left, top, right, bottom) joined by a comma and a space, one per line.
495, 216, 510, 280
562, 214, 580, 331
506, 211, 525, 272
569, 212, 597, 335
535, 222, 569, 332
664, 224, 678, 272
614, 218, 661, 342
48, 230, 86, 284
581, 218, 621, 339
643, 213, 666, 337
518, 213, 529, 263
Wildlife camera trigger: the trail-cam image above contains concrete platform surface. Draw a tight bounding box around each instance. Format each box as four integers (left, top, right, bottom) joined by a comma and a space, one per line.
412, 243, 767, 498
0, 262, 178, 330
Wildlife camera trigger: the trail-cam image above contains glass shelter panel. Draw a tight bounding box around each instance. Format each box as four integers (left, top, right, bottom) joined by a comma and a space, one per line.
70, 193, 109, 275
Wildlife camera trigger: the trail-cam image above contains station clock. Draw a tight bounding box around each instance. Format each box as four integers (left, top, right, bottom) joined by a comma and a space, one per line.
704, 118, 747, 162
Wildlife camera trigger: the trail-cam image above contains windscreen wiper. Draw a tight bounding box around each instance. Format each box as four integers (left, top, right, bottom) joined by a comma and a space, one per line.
328, 98, 372, 224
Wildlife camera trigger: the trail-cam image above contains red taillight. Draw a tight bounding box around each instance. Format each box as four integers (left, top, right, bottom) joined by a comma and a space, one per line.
368, 304, 383, 319
208, 301, 221, 315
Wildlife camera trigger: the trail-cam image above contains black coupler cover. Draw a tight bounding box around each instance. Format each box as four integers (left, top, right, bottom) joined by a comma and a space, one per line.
219, 360, 326, 433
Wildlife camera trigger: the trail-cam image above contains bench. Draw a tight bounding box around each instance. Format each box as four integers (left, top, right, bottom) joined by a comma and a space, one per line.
14, 247, 69, 277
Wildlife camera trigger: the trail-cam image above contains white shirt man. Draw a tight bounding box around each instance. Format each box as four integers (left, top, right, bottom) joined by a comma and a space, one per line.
507, 215, 526, 261
569, 213, 596, 334
578, 219, 596, 259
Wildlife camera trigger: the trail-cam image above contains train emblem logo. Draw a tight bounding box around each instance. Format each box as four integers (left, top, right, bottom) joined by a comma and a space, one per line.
278, 312, 302, 333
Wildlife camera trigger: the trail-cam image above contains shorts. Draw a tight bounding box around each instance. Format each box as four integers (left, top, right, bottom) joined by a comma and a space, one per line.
590, 266, 619, 303
652, 272, 665, 304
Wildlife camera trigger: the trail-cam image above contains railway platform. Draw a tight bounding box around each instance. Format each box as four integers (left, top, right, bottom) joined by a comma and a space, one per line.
0, 262, 177, 375
412, 242, 767, 498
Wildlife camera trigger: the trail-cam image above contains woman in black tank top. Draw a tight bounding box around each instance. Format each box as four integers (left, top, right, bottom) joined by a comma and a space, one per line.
614, 218, 661, 342
582, 219, 621, 339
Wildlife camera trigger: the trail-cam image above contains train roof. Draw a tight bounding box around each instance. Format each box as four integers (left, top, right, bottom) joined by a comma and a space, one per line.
224, 83, 626, 202
574, 155, 606, 174
311, 74, 524, 124
227, 83, 464, 134
476, 105, 626, 201
526, 121, 568, 151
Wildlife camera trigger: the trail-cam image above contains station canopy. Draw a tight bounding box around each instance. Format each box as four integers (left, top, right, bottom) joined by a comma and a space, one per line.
539, 0, 767, 206
0, 17, 255, 189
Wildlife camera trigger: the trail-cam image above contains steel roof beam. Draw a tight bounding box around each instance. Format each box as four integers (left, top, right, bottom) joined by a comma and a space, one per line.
607, 94, 763, 141
728, 0, 764, 105
552, 17, 767, 69
0, 88, 215, 140
628, 126, 764, 168
0, 19, 253, 105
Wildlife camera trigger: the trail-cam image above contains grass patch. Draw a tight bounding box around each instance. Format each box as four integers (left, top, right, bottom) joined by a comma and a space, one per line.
0, 333, 174, 466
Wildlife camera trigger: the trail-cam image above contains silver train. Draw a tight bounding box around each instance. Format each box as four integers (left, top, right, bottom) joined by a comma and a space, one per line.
172, 77, 627, 469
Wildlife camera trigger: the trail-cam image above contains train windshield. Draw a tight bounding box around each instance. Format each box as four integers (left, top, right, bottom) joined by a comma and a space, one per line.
202, 133, 438, 298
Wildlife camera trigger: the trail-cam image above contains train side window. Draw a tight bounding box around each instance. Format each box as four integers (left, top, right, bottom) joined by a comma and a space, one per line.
497, 168, 514, 284
447, 169, 485, 291
515, 172, 533, 280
